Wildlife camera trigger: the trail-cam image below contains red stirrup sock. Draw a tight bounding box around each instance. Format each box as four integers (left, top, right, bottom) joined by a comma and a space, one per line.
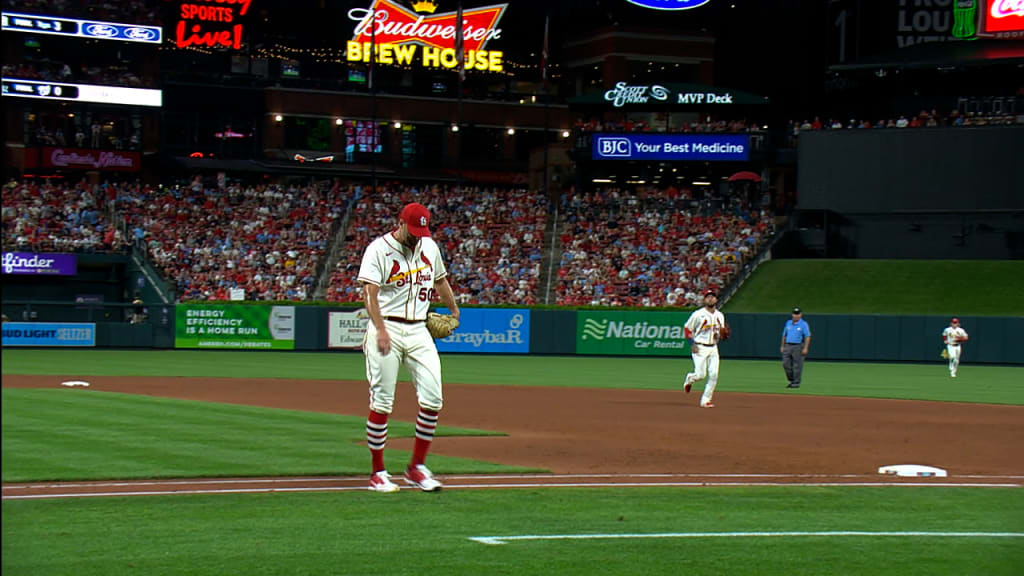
366, 411, 389, 473
410, 408, 439, 467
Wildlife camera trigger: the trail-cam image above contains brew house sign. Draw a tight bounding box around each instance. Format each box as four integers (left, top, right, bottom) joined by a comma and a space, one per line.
346, 0, 508, 72
605, 82, 736, 107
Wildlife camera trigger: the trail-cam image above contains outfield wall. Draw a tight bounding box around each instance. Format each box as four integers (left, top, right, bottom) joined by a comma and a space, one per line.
4, 303, 1022, 365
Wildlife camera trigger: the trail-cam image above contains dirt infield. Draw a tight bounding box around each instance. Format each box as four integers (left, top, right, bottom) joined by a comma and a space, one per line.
3, 375, 1023, 497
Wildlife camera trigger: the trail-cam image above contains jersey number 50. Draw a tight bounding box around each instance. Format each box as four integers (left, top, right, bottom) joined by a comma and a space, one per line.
417, 287, 437, 302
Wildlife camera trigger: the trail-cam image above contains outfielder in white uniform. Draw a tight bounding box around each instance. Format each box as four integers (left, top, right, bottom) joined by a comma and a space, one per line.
941, 317, 969, 378
358, 202, 460, 493
682, 290, 727, 408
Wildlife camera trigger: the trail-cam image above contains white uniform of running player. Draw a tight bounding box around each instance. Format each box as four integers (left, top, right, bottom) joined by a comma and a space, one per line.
941, 318, 968, 378
683, 290, 727, 408
357, 202, 460, 493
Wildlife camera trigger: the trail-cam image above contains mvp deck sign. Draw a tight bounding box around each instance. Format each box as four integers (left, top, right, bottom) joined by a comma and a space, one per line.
346, 0, 507, 72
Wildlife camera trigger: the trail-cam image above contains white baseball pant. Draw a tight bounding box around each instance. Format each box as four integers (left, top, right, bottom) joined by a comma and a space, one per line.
364, 319, 443, 414
687, 343, 720, 405
946, 344, 962, 376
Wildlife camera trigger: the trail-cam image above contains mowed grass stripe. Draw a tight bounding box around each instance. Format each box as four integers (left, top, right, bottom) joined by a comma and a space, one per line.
3, 488, 1022, 576
4, 349, 1023, 404
723, 259, 1024, 315
1, 388, 536, 482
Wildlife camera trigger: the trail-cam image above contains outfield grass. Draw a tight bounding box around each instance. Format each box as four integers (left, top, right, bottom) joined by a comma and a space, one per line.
4, 349, 1023, 404
724, 259, 1024, 315
4, 488, 1022, 576
0, 388, 537, 483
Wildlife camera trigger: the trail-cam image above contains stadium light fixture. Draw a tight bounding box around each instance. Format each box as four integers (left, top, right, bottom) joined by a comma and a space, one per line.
336, 118, 343, 125
394, 121, 402, 129
561, 130, 570, 138
451, 124, 460, 132
274, 114, 283, 122
507, 128, 515, 135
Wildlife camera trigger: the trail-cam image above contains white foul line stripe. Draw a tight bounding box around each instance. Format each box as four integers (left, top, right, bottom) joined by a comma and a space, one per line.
4, 480, 1020, 500
468, 531, 1024, 545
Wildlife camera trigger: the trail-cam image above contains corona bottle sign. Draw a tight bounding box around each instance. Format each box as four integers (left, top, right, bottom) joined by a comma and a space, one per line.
952, 0, 976, 38
346, 0, 508, 72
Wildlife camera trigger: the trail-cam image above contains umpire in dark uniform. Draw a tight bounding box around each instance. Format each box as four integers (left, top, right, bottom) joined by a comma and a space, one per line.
780, 307, 811, 388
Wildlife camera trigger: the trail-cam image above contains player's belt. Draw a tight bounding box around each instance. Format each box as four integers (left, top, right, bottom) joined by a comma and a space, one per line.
385, 316, 424, 324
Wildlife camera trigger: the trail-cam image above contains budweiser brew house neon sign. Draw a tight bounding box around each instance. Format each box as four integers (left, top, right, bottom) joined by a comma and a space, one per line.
347, 0, 508, 72
174, 0, 251, 49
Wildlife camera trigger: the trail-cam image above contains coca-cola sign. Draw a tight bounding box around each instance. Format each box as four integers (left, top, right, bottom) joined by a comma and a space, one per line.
983, 0, 1024, 35
28, 147, 141, 171
346, 0, 507, 72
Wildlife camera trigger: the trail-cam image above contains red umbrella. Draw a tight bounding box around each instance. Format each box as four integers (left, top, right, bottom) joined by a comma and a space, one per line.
728, 171, 762, 182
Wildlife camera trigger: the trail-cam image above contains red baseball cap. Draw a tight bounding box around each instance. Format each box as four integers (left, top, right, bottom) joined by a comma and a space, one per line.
951, 317, 960, 324
400, 203, 431, 237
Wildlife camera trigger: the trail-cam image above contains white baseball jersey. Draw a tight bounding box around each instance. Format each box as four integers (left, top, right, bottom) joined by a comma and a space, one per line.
685, 306, 726, 346
357, 233, 448, 320
942, 326, 968, 346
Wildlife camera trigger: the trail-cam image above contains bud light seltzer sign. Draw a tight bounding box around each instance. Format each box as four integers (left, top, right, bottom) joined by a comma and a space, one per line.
2, 252, 77, 275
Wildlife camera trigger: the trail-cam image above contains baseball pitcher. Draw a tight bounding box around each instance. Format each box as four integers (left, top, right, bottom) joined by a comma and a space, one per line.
941, 317, 969, 378
682, 289, 728, 408
358, 202, 460, 493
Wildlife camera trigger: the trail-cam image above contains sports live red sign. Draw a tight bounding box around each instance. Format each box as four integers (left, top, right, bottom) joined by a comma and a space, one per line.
983, 0, 1024, 36
173, 0, 251, 49
25, 147, 141, 171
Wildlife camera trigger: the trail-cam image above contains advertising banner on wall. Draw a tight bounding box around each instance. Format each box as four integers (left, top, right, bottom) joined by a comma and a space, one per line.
175, 305, 295, 349
2, 252, 77, 275
23, 147, 142, 171
592, 133, 750, 162
576, 310, 690, 356
328, 308, 369, 349
435, 308, 530, 354
2, 322, 96, 347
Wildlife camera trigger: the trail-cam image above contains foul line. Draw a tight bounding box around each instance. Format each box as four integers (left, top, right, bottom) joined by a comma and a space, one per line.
4, 480, 1020, 501
468, 531, 1024, 545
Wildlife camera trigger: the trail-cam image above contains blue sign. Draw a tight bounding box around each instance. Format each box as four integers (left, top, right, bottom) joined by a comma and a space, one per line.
434, 308, 530, 354
624, 0, 713, 10
1, 322, 96, 347
592, 133, 749, 161
1, 12, 162, 44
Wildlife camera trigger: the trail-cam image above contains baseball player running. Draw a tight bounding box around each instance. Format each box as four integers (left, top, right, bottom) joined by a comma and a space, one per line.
682, 289, 727, 408
358, 202, 460, 493
941, 317, 969, 378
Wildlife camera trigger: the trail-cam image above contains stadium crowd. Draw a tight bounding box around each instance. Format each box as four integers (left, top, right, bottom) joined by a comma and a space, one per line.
327, 183, 548, 305
575, 117, 760, 133
2, 178, 128, 253
117, 178, 345, 302
556, 185, 774, 307
792, 107, 1020, 134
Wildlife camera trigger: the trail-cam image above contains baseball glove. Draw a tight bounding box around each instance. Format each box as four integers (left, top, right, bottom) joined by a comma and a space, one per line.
718, 323, 731, 341
940, 349, 950, 359
426, 313, 460, 339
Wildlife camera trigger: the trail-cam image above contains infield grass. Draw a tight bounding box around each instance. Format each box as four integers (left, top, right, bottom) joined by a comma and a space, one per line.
4, 488, 1023, 576
723, 259, 1024, 315
0, 388, 536, 483
4, 349, 1023, 405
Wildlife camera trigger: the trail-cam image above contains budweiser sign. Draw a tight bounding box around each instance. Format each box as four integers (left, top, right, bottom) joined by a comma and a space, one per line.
29, 147, 141, 171
984, 0, 1024, 34
346, 0, 508, 72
